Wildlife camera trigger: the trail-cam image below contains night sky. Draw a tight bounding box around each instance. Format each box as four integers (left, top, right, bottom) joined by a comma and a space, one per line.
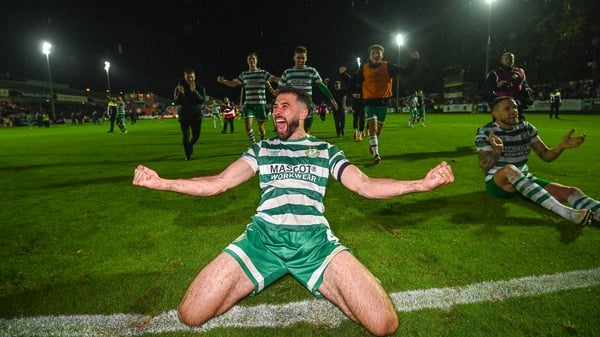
1, 1, 560, 100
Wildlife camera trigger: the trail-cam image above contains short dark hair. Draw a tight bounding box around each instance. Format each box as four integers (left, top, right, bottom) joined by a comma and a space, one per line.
277, 86, 312, 110
294, 45, 307, 54
183, 68, 195, 75
491, 96, 516, 111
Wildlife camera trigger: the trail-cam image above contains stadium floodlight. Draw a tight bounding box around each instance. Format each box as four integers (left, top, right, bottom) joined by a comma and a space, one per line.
395, 34, 404, 48
42, 41, 56, 121
104, 61, 111, 94
395, 34, 404, 112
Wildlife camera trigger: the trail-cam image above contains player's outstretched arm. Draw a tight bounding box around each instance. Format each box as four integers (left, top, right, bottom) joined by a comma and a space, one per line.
340, 161, 454, 199
536, 129, 586, 162
133, 159, 255, 196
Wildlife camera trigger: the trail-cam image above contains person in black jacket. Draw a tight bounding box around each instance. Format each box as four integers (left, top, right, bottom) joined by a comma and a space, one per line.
348, 82, 365, 141
331, 81, 346, 137
174, 68, 206, 161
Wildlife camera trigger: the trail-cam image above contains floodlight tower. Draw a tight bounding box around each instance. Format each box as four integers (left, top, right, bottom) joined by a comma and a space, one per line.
395, 34, 404, 112
42, 41, 56, 121
104, 61, 111, 94
485, 0, 496, 76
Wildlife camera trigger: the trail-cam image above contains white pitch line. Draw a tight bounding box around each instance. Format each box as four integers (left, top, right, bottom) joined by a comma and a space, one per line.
1, 268, 599, 337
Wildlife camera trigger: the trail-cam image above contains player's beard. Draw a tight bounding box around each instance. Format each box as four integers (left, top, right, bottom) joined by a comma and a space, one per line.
500, 114, 519, 126
276, 118, 300, 140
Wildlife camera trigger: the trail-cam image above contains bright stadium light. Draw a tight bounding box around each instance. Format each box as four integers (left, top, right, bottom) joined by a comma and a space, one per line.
395, 33, 404, 112
104, 61, 111, 94
395, 34, 404, 48
41, 41, 56, 121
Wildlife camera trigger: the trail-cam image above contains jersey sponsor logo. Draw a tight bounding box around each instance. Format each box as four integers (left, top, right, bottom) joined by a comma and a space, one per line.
246, 79, 265, 86
503, 144, 530, 157
288, 79, 312, 87
269, 164, 316, 174
268, 164, 318, 183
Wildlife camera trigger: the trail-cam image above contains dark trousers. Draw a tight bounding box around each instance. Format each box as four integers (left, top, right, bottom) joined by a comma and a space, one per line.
352, 105, 365, 132
107, 106, 116, 132
550, 104, 560, 118
222, 118, 234, 133
333, 110, 345, 136
179, 119, 202, 159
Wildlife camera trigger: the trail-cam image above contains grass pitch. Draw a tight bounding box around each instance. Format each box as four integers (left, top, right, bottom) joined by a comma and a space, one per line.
1, 112, 599, 336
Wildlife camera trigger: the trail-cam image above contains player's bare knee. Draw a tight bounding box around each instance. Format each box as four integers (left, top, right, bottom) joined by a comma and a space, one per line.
568, 186, 582, 196
561, 186, 581, 202
502, 164, 519, 173
370, 312, 399, 337
496, 165, 520, 179
177, 303, 208, 327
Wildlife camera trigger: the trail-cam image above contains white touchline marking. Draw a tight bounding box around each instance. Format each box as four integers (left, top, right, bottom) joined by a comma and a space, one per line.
1, 268, 598, 336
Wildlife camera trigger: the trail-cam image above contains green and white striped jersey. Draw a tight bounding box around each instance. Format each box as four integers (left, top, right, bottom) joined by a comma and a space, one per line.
475, 121, 540, 182
116, 102, 127, 120
236, 69, 275, 105
278, 66, 324, 98
241, 136, 350, 228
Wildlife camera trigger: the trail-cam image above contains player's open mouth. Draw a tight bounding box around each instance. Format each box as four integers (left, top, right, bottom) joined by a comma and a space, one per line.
275, 118, 287, 130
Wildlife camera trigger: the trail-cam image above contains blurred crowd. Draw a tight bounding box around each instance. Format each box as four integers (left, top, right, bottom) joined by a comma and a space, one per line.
0, 101, 104, 127
532, 79, 600, 100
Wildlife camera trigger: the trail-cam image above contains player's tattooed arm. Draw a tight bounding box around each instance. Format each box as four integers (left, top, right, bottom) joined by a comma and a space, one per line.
478, 150, 501, 172
478, 131, 503, 172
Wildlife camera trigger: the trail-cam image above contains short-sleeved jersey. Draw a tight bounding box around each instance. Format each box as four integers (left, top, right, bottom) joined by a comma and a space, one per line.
241, 136, 350, 228
236, 69, 275, 105
475, 120, 540, 182
278, 67, 324, 98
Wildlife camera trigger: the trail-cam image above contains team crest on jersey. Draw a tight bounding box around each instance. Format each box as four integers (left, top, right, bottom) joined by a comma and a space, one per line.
305, 147, 319, 158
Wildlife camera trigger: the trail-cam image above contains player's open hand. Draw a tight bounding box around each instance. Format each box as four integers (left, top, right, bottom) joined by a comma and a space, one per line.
561, 129, 586, 149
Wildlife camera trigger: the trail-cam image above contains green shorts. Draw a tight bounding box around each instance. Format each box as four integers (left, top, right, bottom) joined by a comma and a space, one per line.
244, 104, 268, 122
486, 175, 551, 198
364, 105, 388, 124
224, 219, 348, 298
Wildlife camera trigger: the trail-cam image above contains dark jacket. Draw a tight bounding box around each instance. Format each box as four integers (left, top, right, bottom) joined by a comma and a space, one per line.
174, 81, 206, 122
483, 65, 533, 110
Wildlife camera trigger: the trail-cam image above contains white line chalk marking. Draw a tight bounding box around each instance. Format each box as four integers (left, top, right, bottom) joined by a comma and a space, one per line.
2, 268, 599, 336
